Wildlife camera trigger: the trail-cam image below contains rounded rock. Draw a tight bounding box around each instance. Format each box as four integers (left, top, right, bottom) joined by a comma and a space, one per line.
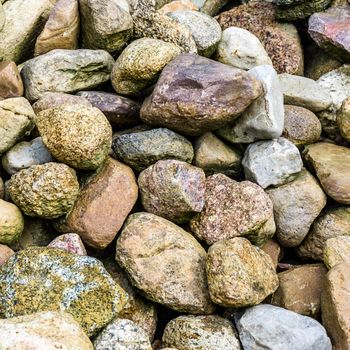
324, 236, 350, 269
0, 244, 15, 266
337, 97, 350, 142
47, 233, 87, 255
0, 200, 24, 245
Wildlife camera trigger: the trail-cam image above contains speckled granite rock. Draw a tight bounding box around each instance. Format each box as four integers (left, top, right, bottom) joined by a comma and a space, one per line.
0, 244, 15, 266
337, 97, 350, 142
190, 174, 275, 246
36, 105, 112, 170
0, 61, 24, 100
324, 236, 350, 269
207, 237, 278, 307
7, 163, 79, 219
116, 212, 214, 314
0, 247, 128, 336
0, 199, 24, 245
48, 233, 87, 255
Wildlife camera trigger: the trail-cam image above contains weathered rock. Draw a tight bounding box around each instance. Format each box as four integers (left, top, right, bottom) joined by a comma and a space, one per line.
0, 97, 35, 154
190, 174, 275, 246
48, 233, 87, 255
0, 61, 24, 100
158, 0, 198, 14
266, 169, 327, 247
324, 236, 350, 269
111, 38, 181, 96
0, 311, 93, 350
207, 237, 278, 307
216, 27, 272, 70
337, 96, 350, 142
217, 65, 284, 143
303, 142, 350, 204
57, 158, 138, 249
79, 0, 133, 53
93, 319, 152, 350
322, 262, 350, 349
0, 177, 3, 199
162, 315, 241, 350
0, 247, 128, 336
242, 137, 303, 189
0, 244, 15, 266
260, 240, 282, 269
116, 212, 214, 314
235, 304, 332, 350
34, 0, 79, 56
36, 105, 112, 170
8, 163, 79, 219
0, 199, 24, 245
141, 53, 262, 136
0, 2, 4, 30
21, 49, 114, 102
139, 160, 205, 223
112, 127, 194, 172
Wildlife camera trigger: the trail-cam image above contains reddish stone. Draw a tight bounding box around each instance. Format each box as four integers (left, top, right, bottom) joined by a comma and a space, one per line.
0, 244, 15, 265
48, 233, 87, 255
0, 62, 24, 100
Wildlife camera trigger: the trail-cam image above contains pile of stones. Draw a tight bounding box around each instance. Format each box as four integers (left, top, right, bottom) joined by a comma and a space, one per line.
0, 0, 350, 348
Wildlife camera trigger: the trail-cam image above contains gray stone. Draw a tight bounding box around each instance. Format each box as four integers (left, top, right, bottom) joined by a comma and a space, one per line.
0, 3, 4, 31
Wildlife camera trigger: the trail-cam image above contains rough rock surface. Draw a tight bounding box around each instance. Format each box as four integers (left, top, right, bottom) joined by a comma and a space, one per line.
0, 61, 24, 100
324, 236, 350, 269
48, 233, 87, 255
337, 96, 350, 142
0, 199, 24, 245
0, 244, 15, 266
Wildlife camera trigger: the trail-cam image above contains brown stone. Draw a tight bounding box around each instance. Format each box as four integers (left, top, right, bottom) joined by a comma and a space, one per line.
0, 61, 24, 100
0, 244, 15, 266
337, 96, 350, 142
0, 177, 3, 199
260, 240, 282, 270
158, 0, 198, 14
324, 236, 350, 269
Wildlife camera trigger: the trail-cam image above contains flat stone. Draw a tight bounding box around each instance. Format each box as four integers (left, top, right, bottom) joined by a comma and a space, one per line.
116, 212, 214, 314
0, 311, 93, 350
0, 199, 24, 245
0, 247, 128, 336
139, 160, 205, 224
266, 169, 327, 247
242, 137, 303, 189
324, 236, 350, 269
303, 142, 350, 204
235, 304, 332, 350
34, 0, 79, 56
190, 174, 275, 246
162, 315, 241, 350
0, 61, 24, 100
21, 49, 114, 102
158, 0, 198, 14
140, 53, 262, 136
337, 96, 350, 142
0, 244, 15, 266
217, 65, 284, 143
48, 233, 87, 255
207, 237, 278, 307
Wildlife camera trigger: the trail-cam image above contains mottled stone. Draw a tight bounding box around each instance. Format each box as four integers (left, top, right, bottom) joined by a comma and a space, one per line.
0, 2, 3, 30
201, 0, 229, 16
8, 163, 79, 219
112, 128, 194, 172
337, 96, 350, 142
158, 0, 198, 14
162, 315, 241, 350
0, 177, 3, 199
0, 244, 14, 266
0, 247, 128, 336
111, 38, 181, 96
0, 61, 24, 100
140, 53, 262, 136
21, 49, 114, 102
207, 237, 278, 307
116, 212, 214, 314
260, 240, 282, 269
190, 174, 274, 246
324, 236, 350, 269
0, 199, 24, 245
48, 233, 87, 255
36, 105, 112, 170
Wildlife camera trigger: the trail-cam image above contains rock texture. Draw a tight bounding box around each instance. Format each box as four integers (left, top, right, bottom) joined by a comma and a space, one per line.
0, 61, 24, 100
337, 96, 350, 142
0, 199, 24, 245
48, 233, 87, 255
324, 236, 350, 269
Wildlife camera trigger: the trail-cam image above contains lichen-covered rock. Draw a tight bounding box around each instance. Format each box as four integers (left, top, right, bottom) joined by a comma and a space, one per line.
324, 236, 350, 269
36, 105, 112, 170
0, 199, 24, 245
0, 247, 128, 336
48, 233, 87, 255
7, 163, 79, 219
0, 61, 24, 100
337, 97, 350, 142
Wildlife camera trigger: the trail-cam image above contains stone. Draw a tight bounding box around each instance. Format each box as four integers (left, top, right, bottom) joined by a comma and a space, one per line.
303, 142, 350, 204
48, 233, 87, 255
79, 0, 133, 53
111, 38, 181, 96
242, 137, 303, 189
271, 264, 327, 318
297, 207, 350, 260
0, 199, 24, 245
216, 2, 304, 75
282, 105, 322, 147
193, 132, 242, 177
8, 163, 79, 219
322, 262, 350, 349
0, 61, 24, 100
324, 236, 350, 269
0, 311, 93, 350
167, 10, 221, 57
216, 27, 272, 70
0, 97, 35, 154
266, 169, 327, 247
112, 128, 194, 172
2, 137, 53, 175
207, 237, 278, 307
0, 247, 128, 336
162, 315, 241, 350
279, 73, 332, 112
260, 240, 282, 269
139, 160, 205, 223
34, 0, 79, 56
116, 212, 214, 314
201, 0, 230, 16
0, 244, 14, 265
190, 174, 275, 246
36, 105, 112, 170
93, 319, 152, 350
77, 91, 140, 128
217, 65, 284, 143
0, 0, 55, 63
235, 304, 332, 350
158, 0, 198, 14
57, 158, 138, 249
140, 53, 262, 136
0, 2, 3, 30
0, 177, 3, 199
337, 96, 350, 142
21, 49, 114, 102
309, 7, 350, 62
